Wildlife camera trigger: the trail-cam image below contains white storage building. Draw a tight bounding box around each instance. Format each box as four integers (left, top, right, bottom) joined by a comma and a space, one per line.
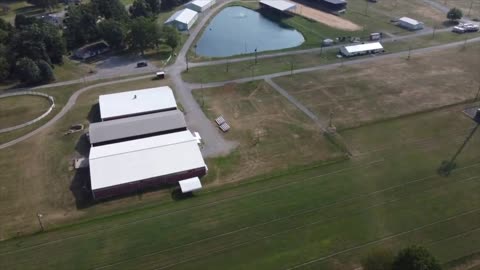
164, 8, 199, 31
340, 42, 384, 57
89, 130, 207, 199
259, 0, 296, 12
98, 86, 177, 121
186, 0, 216, 12
397, 17, 424, 30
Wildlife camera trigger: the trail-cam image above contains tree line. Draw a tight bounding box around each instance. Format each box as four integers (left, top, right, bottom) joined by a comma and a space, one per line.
362, 245, 442, 270
0, 0, 184, 85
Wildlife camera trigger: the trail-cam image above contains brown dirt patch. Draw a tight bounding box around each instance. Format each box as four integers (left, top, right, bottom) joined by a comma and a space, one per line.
292, 3, 362, 31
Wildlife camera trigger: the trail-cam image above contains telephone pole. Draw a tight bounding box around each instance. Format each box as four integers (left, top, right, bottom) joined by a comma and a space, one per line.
37, 213, 44, 232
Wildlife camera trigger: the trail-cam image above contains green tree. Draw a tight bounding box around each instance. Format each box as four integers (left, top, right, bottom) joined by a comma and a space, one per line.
11, 22, 65, 64
27, 0, 57, 10
162, 25, 179, 49
447, 8, 463, 22
15, 57, 41, 84
63, 5, 99, 49
392, 246, 441, 270
128, 17, 159, 55
0, 55, 10, 81
160, 0, 181, 11
14, 14, 39, 29
362, 249, 394, 270
0, 18, 13, 44
145, 0, 161, 14
91, 0, 129, 21
129, 0, 152, 18
37, 59, 54, 82
98, 19, 126, 49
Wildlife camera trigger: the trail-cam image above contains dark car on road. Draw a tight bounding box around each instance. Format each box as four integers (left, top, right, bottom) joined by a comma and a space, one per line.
136, 62, 148, 68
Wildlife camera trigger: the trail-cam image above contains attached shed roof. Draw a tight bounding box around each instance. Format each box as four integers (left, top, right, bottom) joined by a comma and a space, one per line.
189, 0, 214, 8
260, 0, 296, 11
342, 42, 383, 54
179, 177, 202, 193
88, 110, 187, 145
89, 130, 206, 190
165, 8, 198, 24
99, 86, 177, 120
399, 17, 421, 25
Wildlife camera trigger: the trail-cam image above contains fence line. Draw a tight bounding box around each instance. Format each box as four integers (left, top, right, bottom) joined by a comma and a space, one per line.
0, 92, 55, 133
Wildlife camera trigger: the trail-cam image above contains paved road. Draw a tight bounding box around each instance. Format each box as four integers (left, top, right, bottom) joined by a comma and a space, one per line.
166, 0, 238, 157
188, 37, 480, 90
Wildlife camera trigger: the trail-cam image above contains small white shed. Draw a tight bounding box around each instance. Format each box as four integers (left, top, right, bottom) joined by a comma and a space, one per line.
186, 0, 216, 12
397, 17, 424, 30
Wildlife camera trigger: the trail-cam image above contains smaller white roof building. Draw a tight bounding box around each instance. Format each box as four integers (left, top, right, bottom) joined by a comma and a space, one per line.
99, 86, 177, 120
165, 8, 198, 25
341, 42, 383, 55
260, 0, 296, 11
89, 130, 206, 191
187, 0, 215, 12
399, 17, 421, 26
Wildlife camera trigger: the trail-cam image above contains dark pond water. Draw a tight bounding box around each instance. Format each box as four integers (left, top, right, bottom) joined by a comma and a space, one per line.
195, 6, 305, 57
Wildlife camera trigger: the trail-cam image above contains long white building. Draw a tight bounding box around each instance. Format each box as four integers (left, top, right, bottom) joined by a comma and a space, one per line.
186, 0, 216, 12
164, 8, 199, 31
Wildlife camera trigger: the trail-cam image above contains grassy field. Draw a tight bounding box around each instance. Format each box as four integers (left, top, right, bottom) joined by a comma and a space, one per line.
432, 0, 480, 20
192, 81, 345, 184
0, 95, 51, 129
272, 42, 480, 130
347, 0, 448, 27
0, 77, 173, 240
1, 101, 480, 269
182, 32, 480, 83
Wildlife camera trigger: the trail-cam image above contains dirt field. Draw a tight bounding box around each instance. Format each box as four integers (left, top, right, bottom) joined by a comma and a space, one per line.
193, 81, 345, 184
273, 43, 480, 130
0, 96, 51, 129
292, 3, 362, 31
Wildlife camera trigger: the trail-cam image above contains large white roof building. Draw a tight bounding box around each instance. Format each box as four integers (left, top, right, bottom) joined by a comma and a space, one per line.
89, 130, 207, 198
99, 86, 177, 121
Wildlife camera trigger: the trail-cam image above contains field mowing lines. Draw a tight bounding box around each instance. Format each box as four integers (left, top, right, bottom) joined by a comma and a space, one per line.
149, 176, 480, 270
0, 159, 384, 256
286, 206, 480, 270
94, 175, 480, 270
349, 128, 473, 156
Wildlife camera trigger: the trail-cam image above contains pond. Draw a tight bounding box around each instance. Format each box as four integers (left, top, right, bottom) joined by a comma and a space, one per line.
195, 6, 305, 57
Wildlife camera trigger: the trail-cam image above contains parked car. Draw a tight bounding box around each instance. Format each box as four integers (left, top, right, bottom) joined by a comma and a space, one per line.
137, 62, 148, 68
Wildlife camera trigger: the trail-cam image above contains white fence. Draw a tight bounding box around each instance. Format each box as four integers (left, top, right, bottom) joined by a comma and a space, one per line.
0, 91, 55, 133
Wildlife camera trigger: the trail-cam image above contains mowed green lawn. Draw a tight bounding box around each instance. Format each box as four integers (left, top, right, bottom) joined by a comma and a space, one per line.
1, 102, 480, 269
0, 95, 51, 129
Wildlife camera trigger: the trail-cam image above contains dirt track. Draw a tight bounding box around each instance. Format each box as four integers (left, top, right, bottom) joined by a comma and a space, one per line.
292, 3, 361, 31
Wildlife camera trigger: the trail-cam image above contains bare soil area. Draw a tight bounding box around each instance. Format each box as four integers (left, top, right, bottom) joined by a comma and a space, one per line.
291, 3, 362, 31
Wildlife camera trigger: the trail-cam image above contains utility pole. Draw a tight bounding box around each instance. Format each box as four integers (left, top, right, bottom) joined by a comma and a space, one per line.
37, 213, 44, 232
407, 46, 412, 60
468, 0, 473, 16
475, 85, 480, 101
254, 48, 258, 65
186, 55, 189, 71
365, 0, 369, 16
448, 124, 479, 167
